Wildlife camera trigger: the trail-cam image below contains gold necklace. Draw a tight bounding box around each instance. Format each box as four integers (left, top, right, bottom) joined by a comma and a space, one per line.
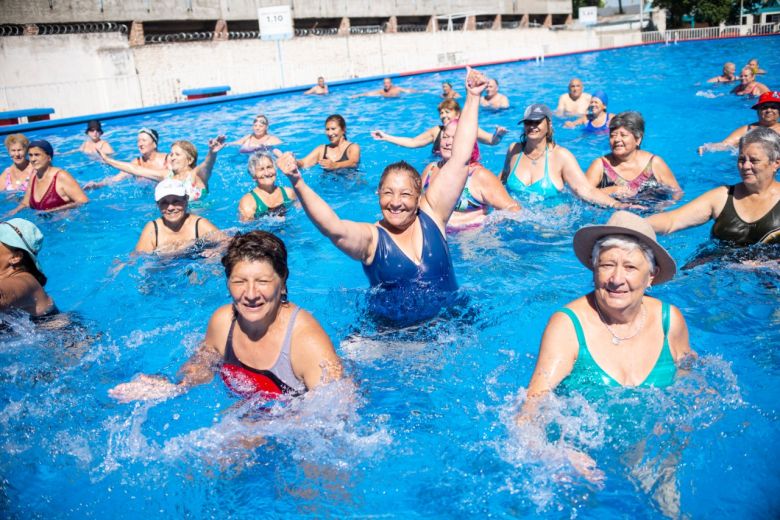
594, 299, 646, 345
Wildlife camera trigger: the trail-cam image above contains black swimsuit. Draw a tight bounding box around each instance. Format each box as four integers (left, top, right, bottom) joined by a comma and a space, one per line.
711, 185, 780, 245
321, 142, 354, 163
152, 216, 202, 249
432, 125, 444, 155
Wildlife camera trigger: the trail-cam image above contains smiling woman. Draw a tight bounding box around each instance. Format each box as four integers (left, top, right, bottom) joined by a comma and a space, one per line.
238, 151, 296, 220
295, 114, 361, 171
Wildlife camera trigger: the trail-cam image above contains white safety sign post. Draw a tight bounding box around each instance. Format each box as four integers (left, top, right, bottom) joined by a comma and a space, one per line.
258, 6, 293, 87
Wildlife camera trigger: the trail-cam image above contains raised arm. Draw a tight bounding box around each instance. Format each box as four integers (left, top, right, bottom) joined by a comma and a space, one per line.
277, 151, 376, 262
421, 67, 486, 225
193, 135, 226, 186
646, 186, 727, 235
371, 127, 437, 148
97, 147, 166, 181
477, 125, 507, 146
296, 145, 325, 169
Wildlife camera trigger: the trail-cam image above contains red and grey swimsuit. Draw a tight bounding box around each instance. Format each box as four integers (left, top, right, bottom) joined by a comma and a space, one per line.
220, 307, 306, 399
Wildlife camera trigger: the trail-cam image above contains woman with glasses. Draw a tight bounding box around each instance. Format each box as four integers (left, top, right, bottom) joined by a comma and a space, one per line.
0, 218, 56, 317
134, 179, 222, 254
698, 91, 780, 155
231, 114, 282, 154
500, 103, 622, 208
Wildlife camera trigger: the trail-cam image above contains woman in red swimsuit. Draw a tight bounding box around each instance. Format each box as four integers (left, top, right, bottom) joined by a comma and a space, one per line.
585, 112, 682, 201
8, 140, 88, 215
109, 231, 343, 403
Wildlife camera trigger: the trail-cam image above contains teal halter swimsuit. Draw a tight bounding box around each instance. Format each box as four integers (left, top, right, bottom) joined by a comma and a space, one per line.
250, 186, 292, 217
505, 145, 561, 200
558, 301, 677, 391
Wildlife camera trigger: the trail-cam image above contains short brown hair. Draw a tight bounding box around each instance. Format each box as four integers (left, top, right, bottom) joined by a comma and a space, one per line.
378, 161, 422, 196
222, 231, 289, 285
4, 134, 29, 151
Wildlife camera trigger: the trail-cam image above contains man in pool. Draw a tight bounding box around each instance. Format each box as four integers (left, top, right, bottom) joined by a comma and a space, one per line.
707, 62, 737, 83
555, 78, 591, 116
351, 77, 416, 98
480, 79, 509, 109
304, 76, 329, 95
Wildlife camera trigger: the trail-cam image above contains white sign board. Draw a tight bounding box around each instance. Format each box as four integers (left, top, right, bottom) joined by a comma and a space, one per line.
258, 5, 293, 40
578, 6, 598, 26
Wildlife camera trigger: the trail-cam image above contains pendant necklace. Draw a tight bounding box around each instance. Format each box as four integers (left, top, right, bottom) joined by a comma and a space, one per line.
594, 300, 646, 345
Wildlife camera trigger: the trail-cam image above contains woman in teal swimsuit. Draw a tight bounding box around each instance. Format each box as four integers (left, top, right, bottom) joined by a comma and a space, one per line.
238, 152, 296, 221
516, 211, 694, 478
500, 103, 622, 208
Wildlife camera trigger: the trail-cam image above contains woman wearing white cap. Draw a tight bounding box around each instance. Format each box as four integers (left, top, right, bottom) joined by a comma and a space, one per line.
0, 218, 56, 316
500, 103, 622, 207
134, 179, 221, 254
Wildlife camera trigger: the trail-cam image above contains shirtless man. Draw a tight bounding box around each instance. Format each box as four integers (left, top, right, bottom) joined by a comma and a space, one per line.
707, 62, 737, 83
555, 78, 591, 116
304, 76, 329, 95
479, 79, 509, 109
351, 77, 415, 98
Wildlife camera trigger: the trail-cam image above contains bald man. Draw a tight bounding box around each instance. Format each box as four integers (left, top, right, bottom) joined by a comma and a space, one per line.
555, 78, 591, 116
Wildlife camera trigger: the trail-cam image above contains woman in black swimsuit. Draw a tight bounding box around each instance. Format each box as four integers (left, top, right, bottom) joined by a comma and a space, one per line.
296, 114, 361, 171
648, 127, 780, 247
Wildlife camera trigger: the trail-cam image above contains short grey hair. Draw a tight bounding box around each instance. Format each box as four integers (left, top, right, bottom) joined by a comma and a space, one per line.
739, 126, 780, 162
247, 151, 276, 174
609, 111, 645, 143
591, 235, 656, 273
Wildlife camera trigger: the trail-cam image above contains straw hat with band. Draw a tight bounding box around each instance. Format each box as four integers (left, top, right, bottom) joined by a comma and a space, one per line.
0, 218, 46, 283
573, 211, 676, 285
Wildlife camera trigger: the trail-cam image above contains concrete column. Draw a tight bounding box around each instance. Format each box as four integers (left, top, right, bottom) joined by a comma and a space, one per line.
213, 19, 228, 41
338, 17, 350, 36
565, 14, 573, 25
23, 24, 39, 36
129, 20, 144, 46
427, 16, 438, 32
520, 14, 529, 28
543, 14, 552, 28
492, 15, 502, 30
386, 15, 397, 33
464, 15, 476, 31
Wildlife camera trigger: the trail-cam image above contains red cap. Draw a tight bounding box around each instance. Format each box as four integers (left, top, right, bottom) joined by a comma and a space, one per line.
752, 91, 780, 109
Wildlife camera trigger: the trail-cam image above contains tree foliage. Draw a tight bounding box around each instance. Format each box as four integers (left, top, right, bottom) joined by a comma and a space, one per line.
653, 0, 734, 28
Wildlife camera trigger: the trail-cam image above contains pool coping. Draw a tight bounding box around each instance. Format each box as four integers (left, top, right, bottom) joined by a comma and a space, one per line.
2, 32, 777, 137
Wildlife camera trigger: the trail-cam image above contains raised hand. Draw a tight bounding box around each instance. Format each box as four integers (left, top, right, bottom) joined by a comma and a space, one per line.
277, 151, 302, 185
208, 135, 227, 154
370, 130, 387, 141
465, 67, 489, 96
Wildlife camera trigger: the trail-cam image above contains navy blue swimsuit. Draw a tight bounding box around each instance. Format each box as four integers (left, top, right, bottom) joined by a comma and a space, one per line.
362, 210, 457, 324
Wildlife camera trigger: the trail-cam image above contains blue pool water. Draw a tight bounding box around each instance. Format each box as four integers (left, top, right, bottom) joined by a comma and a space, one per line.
1, 36, 779, 518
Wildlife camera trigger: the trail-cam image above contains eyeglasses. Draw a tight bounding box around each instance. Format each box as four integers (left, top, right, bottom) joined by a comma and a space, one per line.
0, 221, 34, 253
157, 198, 187, 207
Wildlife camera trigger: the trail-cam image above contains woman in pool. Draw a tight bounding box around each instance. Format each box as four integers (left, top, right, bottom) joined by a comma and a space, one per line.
8, 140, 88, 215
698, 91, 780, 155
648, 127, 780, 247
79, 120, 115, 156
584, 111, 682, 201
296, 114, 360, 171
441, 81, 460, 99
563, 91, 614, 133
421, 119, 519, 230
731, 67, 769, 97
96, 135, 226, 201
231, 114, 282, 154
238, 151, 296, 221
500, 104, 623, 208
87, 128, 168, 188
517, 211, 693, 483
134, 179, 222, 254
0, 218, 56, 317
110, 230, 343, 402
370, 99, 507, 156
1, 134, 33, 194
277, 68, 487, 322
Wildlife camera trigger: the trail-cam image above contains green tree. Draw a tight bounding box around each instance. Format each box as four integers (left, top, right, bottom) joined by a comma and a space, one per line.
653, 0, 735, 28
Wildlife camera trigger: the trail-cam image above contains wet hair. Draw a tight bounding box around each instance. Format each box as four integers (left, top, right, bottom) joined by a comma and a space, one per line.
378, 161, 422, 196
609, 111, 645, 143
5, 244, 46, 286
740, 126, 780, 162
247, 150, 276, 174
4, 134, 29, 151
325, 114, 347, 139
253, 114, 269, 125
437, 99, 461, 113
171, 140, 198, 167
591, 235, 656, 275
222, 231, 289, 298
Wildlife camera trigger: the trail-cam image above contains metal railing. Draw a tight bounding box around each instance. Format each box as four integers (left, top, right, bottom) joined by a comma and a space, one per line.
350, 25, 383, 35
0, 22, 127, 36
641, 22, 778, 44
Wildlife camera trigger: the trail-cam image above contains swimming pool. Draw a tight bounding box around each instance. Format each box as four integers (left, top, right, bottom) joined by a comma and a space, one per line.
1, 35, 779, 518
